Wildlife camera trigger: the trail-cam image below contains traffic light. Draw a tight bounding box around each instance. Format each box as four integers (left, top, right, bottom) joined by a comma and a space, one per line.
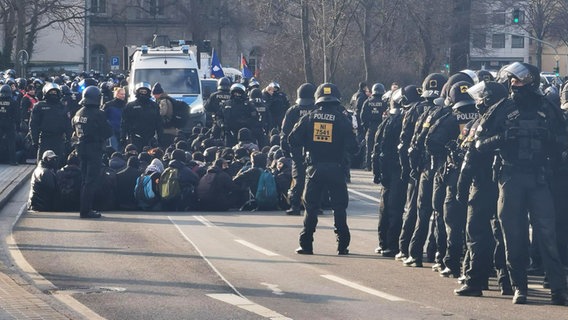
554, 66, 560, 76
512, 9, 520, 24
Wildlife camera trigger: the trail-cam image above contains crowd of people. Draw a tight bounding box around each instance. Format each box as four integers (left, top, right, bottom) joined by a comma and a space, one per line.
3, 61, 568, 306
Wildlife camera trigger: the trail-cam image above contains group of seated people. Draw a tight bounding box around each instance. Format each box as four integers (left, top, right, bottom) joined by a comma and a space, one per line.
28, 127, 293, 213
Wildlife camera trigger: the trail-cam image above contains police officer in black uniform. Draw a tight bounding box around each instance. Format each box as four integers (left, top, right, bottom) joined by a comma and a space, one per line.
454, 81, 512, 297
72, 86, 112, 219
29, 82, 72, 167
475, 62, 568, 305
372, 89, 405, 257
205, 77, 231, 129
222, 83, 258, 147
120, 82, 163, 151
360, 83, 388, 171
249, 88, 272, 148
280, 83, 317, 215
289, 83, 358, 255
0, 84, 19, 165
265, 81, 290, 131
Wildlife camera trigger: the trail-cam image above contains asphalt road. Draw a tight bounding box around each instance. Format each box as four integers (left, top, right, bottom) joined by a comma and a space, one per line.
10, 170, 568, 320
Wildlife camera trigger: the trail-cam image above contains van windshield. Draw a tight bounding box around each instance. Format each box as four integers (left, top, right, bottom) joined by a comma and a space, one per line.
134, 68, 200, 94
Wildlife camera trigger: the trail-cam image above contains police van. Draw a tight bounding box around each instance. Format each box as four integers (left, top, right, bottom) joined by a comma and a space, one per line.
125, 39, 206, 131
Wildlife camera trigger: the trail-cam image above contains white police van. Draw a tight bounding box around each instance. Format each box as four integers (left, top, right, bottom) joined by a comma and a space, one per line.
125, 38, 206, 131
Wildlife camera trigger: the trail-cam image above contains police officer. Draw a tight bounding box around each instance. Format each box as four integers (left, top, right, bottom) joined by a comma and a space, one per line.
29, 82, 72, 166
476, 62, 568, 305
360, 83, 388, 171
350, 81, 369, 142
281, 83, 317, 215
425, 81, 478, 277
289, 83, 358, 255
0, 84, 19, 165
72, 86, 112, 219
372, 89, 405, 257
454, 81, 512, 297
264, 81, 290, 131
205, 77, 231, 129
222, 83, 258, 147
120, 82, 163, 151
249, 87, 272, 147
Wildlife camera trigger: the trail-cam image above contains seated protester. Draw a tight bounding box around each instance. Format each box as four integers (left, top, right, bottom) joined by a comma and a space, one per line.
28, 150, 59, 211
186, 127, 202, 149
175, 140, 189, 152
203, 146, 219, 165
233, 152, 267, 208
147, 147, 164, 161
138, 152, 152, 173
219, 148, 240, 177
109, 152, 127, 172
274, 157, 293, 210
232, 128, 259, 153
116, 156, 141, 210
233, 148, 251, 175
136, 158, 164, 211
269, 133, 280, 147
161, 149, 200, 211
93, 164, 118, 211
56, 153, 82, 211
197, 158, 238, 211
124, 143, 138, 159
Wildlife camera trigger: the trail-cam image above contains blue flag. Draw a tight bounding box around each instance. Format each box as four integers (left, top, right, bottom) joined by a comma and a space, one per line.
241, 54, 253, 79
210, 48, 224, 78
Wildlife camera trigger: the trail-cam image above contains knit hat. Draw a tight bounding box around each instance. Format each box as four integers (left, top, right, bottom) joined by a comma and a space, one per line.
238, 128, 252, 142
151, 82, 164, 95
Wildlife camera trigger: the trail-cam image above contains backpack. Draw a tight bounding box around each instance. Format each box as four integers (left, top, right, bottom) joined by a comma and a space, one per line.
134, 174, 157, 209
255, 169, 279, 210
159, 167, 181, 201
168, 97, 189, 129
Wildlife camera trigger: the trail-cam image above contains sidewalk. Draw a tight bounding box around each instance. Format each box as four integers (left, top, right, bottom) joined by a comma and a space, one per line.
0, 164, 72, 320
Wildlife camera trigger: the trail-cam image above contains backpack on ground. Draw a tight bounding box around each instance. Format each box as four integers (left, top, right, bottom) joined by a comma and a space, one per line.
168, 97, 190, 129
159, 167, 181, 201
134, 173, 157, 209
255, 169, 279, 210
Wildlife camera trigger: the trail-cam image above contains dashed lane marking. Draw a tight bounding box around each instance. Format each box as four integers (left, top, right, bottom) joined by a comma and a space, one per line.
235, 239, 280, 256
347, 188, 380, 203
207, 293, 291, 320
321, 274, 405, 302
194, 215, 215, 227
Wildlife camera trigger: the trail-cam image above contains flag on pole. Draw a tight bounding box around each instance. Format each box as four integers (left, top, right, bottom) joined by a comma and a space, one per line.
240, 54, 253, 79
210, 48, 224, 78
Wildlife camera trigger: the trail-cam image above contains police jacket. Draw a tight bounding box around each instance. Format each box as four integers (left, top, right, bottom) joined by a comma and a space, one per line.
205, 90, 231, 120
61, 95, 80, 118
102, 98, 126, 134
280, 102, 316, 154
288, 102, 358, 165
360, 95, 387, 132
476, 95, 565, 170
0, 97, 19, 124
121, 98, 163, 142
29, 100, 72, 145
267, 92, 290, 125
72, 104, 112, 146
425, 104, 478, 159
222, 98, 258, 132
29, 161, 58, 211
373, 109, 404, 181
250, 98, 273, 130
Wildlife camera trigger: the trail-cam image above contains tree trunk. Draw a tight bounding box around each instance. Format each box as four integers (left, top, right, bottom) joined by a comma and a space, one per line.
301, 0, 314, 84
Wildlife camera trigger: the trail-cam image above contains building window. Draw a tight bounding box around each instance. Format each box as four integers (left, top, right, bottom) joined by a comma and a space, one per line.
492, 34, 505, 49
511, 35, 525, 48
472, 32, 486, 49
149, 0, 163, 16
91, 0, 106, 14
492, 11, 505, 25
91, 45, 107, 73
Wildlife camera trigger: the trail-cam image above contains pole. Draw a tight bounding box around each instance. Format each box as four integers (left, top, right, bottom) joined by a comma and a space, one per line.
84, 0, 89, 71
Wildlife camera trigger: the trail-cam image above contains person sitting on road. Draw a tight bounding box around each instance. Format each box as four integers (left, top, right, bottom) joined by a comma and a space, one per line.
116, 156, 141, 210
28, 150, 59, 212
233, 151, 267, 208
197, 158, 237, 211
56, 152, 82, 212
161, 149, 200, 211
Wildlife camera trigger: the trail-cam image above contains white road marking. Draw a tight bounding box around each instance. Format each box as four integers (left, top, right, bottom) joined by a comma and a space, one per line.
235, 239, 280, 256
194, 215, 215, 227
207, 293, 291, 320
260, 282, 285, 295
348, 188, 380, 203
321, 274, 405, 302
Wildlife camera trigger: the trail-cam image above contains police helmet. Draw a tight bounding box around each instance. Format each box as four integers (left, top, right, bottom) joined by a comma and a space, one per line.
80, 85, 101, 106
248, 78, 260, 89
446, 81, 475, 110
269, 81, 280, 91
382, 90, 392, 103
442, 73, 473, 98
4, 69, 16, 79
501, 62, 541, 92
467, 81, 508, 113
15, 78, 27, 90
78, 78, 98, 93
401, 85, 422, 106
296, 83, 316, 105
60, 84, 71, 96
4, 78, 15, 86
314, 83, 341, 105
390, 88, 403, 109
217, 77, 231, 91
0, 84, 11, 98
421, 73, 447, 98
70, 81, 80, 93
33, 78, 44, 87
476, 70, 495, 82
42, 82, 61, 97
53, 76, 64, 85
371, 83, 386, 96
459, 69, 479, 84
249, 88, 263, 100
134, 82, 152, 98
230, 83, 247, 97
561, 84, 568, 110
